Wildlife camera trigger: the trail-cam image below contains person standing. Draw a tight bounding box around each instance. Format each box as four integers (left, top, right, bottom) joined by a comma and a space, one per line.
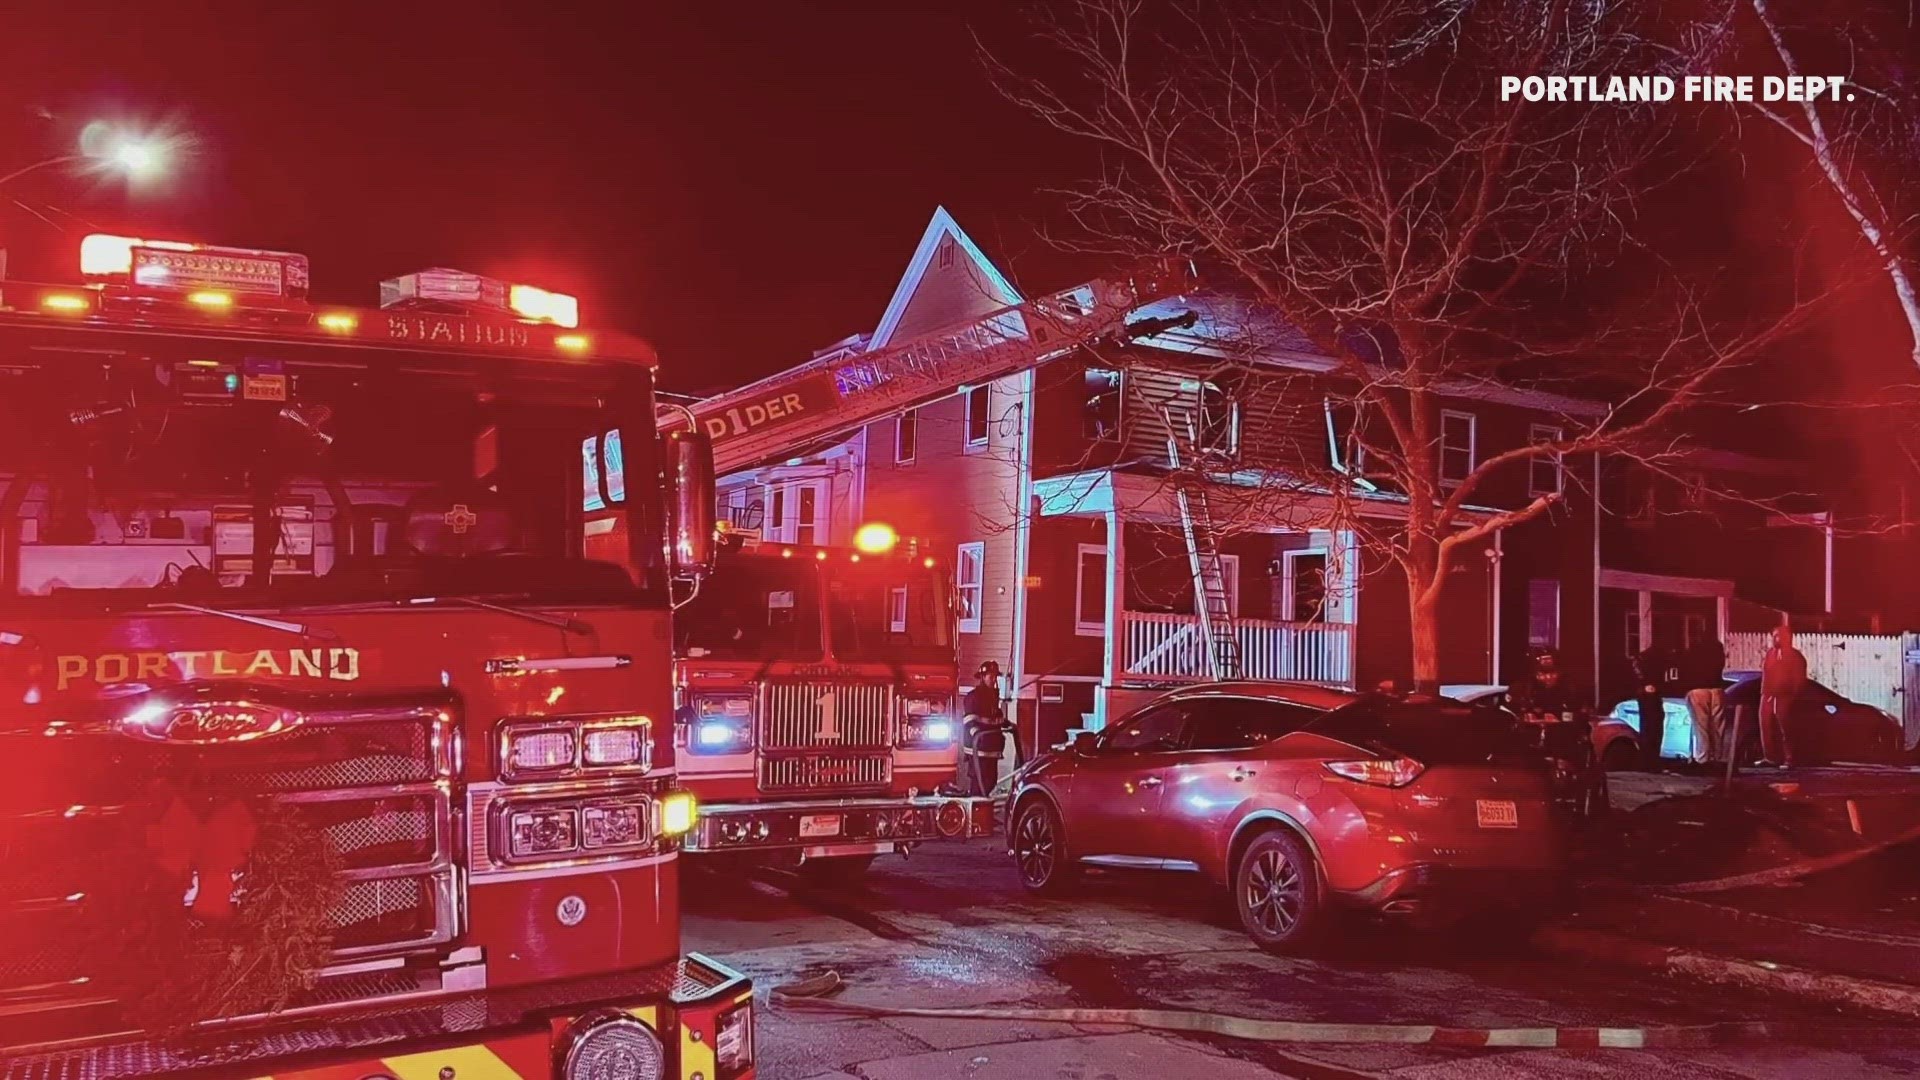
957, 661, 1009, 797
1684, 637, 1728, 762
1759, 625, 1809, 769
1633, 643, 1671, 770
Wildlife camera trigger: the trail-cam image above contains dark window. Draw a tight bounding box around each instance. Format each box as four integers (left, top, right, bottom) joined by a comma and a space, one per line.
796, 485, 817, 546
1185, 698, 1320, 751
895, 409, 917, 464
1102, 702, 1191, 752
1196, 382, 1240, 460
938, 235, 956, 269
1286, 552, 1328, 622
1307, 699, 1536, 766
1440, 410, 1476, 483
1528, 579, 1560, 648
1076, 545, 1108, 634
1084, 368, 1123, 440
965, 385, 991, 446
1529, 424, 1563, 496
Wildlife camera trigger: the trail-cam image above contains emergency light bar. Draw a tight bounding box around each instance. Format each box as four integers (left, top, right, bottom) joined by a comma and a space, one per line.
382, 268, 580, 327
80, 233, 310, 301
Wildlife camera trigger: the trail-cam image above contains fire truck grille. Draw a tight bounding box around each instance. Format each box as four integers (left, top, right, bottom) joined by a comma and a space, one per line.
0, 693, 456, 1022
759, 753, 892, 794
761, 681, 892, 750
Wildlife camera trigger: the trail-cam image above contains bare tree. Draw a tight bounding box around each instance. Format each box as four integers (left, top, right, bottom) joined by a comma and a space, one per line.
991, 0, 1834, 692
1737, 0, 1920, 371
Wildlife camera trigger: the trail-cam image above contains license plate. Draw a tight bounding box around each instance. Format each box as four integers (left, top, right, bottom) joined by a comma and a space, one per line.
1476, 799, 1519, 829
799, 814, 842, 838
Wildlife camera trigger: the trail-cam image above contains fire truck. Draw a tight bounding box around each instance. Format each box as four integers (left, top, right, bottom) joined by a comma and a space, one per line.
0, 239, 752, 1078
655, 263, 1189, 874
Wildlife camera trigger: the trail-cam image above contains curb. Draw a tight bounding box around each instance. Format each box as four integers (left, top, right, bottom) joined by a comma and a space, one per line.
1532, 927, 1920, 1019
770, 971, 1920, 1049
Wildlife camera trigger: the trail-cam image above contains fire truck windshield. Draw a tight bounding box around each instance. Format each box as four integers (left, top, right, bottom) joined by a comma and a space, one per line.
674, 554, 825, 660
0, 349, 666, 605
825, 560, 950, 665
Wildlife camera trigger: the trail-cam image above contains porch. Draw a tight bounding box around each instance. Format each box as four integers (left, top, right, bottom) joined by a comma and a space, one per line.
1121, 610, 1353, 685
1030, 467, 1359, 689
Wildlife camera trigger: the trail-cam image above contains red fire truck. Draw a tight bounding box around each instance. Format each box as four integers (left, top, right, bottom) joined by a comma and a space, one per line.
0, 240, 752, 1078
654, 263, 1190, 875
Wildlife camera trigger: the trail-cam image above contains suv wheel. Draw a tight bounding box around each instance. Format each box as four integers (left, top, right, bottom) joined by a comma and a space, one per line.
1235, 830, 1323, 954
1012, 799, 1077, 894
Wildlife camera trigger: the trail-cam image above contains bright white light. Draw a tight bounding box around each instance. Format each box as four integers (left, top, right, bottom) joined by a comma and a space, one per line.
923, 719, 955, 744
114, 143, 157, 173
697, 721, 742, 748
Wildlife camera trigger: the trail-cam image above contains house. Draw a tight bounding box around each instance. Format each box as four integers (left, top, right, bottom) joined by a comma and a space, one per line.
712, 208, 1833, 750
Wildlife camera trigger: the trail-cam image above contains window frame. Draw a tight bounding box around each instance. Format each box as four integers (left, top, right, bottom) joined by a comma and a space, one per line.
963, 385, 991, 452
1439, 409, 1477, 486
1528, 423, 1564, 497
894, 408, 917, 465
955, 541, 985, 634
1075, 543, 1109, 636
1280, 549, 1328, 623
1195, 380, 1242, 462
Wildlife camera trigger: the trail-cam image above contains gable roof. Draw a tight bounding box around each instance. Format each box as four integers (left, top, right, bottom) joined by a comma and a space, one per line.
866, 206, 1023, 351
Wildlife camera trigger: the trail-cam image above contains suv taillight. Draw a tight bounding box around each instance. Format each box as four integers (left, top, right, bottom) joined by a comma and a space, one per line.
1324, 757, 1424, 788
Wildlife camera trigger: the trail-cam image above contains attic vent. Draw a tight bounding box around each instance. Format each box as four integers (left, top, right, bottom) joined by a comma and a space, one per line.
938, 236, 956, 269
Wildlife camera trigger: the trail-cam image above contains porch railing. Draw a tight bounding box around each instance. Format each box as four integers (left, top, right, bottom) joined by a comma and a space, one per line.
1120, 611, 1353, 686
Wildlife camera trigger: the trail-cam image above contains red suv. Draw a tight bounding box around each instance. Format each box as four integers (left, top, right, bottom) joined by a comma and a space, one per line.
1007, 683, 1565, 952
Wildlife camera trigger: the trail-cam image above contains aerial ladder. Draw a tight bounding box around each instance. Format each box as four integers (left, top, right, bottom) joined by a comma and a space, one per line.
658, 262, 1193, 475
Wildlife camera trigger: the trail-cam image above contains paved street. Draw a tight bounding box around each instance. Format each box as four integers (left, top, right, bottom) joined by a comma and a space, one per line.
685, 840, 1920, 1079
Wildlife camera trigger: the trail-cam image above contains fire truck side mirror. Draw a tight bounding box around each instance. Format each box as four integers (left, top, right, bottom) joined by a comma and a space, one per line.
666, 429, 716, 579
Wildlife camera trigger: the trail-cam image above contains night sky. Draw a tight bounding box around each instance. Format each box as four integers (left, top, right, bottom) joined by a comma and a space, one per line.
3, 2, 1084, 392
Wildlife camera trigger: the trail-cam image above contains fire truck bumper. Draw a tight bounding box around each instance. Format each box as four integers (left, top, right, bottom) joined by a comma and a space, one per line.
3, 955, 755, 1080
685, 794, 997, 854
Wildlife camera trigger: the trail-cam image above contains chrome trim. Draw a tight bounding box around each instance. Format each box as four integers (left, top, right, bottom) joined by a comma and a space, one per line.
1079, 855, 1203, 872
469, 848, 678, 884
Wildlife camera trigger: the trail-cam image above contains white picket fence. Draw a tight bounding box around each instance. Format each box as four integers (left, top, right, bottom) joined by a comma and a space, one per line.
1724, 631, 1906, 715
1121, 611, 1354, 686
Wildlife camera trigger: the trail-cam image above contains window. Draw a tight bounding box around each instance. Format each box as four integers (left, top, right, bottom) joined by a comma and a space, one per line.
894, 409, 917, 465
1623, 610, 1642, 658
1195, 381, 1241, 461
938, 235, 956, 269
1185, 698, 1319, 751
888, 586, 909, 633
964, 385, 991, 450
1084, 368, 1123, 440
955, 542, 985, 633
1324, 399, 1365, 476
1076, 544, 1108, 636
765, 480, 827, 544
1439, 410, 1476, 485
1528, 579, 1561, 648
1100, 701, 1191, 752
795, 486, 817, 546
1528, 424, 1563, 496
1282, 550, 1328, 623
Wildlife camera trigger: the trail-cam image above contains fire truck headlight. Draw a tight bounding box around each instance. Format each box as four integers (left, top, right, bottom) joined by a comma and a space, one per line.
716, 1001, 755, 1076
659, 791, 697, 837
502, 724, 577, 779
898, 696, 957, 748
581, 800, 647, 850
690, 693, 754, 754
506, 805, 580, 861
583, 722, 647, 767
560, 1009, 666, 1080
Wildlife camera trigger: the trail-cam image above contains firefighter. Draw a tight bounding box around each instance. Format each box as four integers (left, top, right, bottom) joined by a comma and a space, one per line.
957, 661, 1010, 798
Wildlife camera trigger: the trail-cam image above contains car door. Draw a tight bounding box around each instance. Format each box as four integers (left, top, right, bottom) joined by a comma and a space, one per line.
1064, 700, 1194, 859
1159, 697, 1323, 862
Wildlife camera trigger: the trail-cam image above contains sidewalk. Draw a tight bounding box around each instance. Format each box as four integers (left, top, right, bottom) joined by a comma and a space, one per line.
1542, 765, 1920, 1016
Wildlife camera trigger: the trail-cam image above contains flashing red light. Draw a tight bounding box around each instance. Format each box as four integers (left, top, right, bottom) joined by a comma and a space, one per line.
509, 283, 580, 328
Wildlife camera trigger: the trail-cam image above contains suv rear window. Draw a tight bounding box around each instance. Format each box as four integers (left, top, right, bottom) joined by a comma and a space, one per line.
1306, 696, 1538, 766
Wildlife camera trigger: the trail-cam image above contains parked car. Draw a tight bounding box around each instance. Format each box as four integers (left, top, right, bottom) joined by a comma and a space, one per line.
1442, 684, 1640, 770
1006, 682, 1564, 953
1609, 673, 1905, 766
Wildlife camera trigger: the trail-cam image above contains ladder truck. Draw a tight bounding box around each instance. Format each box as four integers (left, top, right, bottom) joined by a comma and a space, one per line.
653, 261, 1201, 876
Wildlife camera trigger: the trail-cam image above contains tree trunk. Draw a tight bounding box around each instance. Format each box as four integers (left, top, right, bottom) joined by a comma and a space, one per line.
1406, 556, 1443, 696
